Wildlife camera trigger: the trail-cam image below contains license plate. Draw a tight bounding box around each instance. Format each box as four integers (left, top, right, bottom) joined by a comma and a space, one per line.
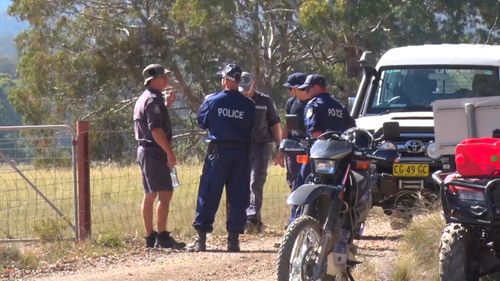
393, 163, 429, 177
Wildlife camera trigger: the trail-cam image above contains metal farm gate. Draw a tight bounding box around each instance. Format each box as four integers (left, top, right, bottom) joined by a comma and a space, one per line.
0, 125, 78, 242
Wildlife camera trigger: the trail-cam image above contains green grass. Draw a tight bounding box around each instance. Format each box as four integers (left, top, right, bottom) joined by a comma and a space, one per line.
0, 163, 291, 241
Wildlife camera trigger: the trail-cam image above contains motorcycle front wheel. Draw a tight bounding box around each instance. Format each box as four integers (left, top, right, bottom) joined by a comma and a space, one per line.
277, 215, 336, 281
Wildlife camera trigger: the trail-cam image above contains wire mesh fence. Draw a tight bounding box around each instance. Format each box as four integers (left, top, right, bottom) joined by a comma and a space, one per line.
88, 128, 291, 239
0, 126, 76, 242
0, 122, 292, 242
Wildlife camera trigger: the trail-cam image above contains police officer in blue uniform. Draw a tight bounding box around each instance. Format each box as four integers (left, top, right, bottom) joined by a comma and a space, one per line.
298, 74, 356, 138
133, 64, 185, 249
189, 64, 256, 252
299, 74, 363, 263
290, 74, 356, 222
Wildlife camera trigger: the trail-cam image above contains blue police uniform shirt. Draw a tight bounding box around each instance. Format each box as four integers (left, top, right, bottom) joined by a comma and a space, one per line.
304, 92, 356, 137
197, 89, 256, 142
133, 88, 173, 149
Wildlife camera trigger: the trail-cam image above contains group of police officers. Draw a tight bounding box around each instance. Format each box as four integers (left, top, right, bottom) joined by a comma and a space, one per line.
133, 63, 355, 252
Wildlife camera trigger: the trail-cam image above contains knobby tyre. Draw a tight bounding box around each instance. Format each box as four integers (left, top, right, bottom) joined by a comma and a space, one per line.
439, 223, 479, 281
276, 215, 335, 281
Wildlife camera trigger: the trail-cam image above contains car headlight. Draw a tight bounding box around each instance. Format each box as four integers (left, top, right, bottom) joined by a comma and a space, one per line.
379, 141, 397, 150
313, 159, 336, 175
426, 142, 441, 160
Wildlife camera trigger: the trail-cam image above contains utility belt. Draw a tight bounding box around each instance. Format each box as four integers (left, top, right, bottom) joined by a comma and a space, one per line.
206, 141, 250, 160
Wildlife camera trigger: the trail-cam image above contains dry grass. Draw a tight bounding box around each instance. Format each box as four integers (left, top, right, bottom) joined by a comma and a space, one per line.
0, 163, 291, 272
392, 211, 444, 281
0, 163, 291, 241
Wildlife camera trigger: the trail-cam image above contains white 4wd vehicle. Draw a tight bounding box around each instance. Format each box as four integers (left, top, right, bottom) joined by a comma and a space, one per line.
350, 44, 500, 218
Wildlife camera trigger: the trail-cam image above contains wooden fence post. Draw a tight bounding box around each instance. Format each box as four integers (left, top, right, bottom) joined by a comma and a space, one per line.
76, 121, 91, 240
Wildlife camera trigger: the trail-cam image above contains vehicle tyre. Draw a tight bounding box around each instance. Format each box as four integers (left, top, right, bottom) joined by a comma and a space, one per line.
390, 196, 414, 230
276, 215, 335, 281
439, 223, 479, 281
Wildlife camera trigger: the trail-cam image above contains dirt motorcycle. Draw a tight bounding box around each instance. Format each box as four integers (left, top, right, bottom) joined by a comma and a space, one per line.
276, 122, 398, 281
432, 137, 500, 281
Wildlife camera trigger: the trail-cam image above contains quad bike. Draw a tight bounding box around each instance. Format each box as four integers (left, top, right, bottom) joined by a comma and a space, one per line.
432, 137, 500, 281
276, 124, 398, 281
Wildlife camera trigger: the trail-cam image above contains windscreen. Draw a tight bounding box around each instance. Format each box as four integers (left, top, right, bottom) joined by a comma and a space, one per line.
366, 67, 500, 114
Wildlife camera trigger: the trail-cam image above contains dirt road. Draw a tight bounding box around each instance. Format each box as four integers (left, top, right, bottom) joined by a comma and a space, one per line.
11, 209, 401, 281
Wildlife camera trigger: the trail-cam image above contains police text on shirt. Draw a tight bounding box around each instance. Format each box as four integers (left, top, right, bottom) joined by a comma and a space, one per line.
218, 108, 245, 119
328, 108, 343, 118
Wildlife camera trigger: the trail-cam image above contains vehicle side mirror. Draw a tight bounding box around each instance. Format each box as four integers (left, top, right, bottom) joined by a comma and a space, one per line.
286, 114, 300, 131
359, 51, 376, 68
382, 122, 400, 140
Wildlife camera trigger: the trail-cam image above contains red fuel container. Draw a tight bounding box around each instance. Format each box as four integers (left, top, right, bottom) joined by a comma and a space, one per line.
455, 138, 500, 177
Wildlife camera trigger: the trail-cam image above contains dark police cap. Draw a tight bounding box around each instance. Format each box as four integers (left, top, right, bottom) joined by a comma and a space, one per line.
283, 72, 307, 88
217, 64, 242, 82
298, 74, 327, 90
142, 64, 172, 86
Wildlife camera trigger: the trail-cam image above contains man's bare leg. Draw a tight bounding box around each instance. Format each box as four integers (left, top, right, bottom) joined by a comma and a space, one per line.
157, 190, 173, 232
142, 192, 157, 235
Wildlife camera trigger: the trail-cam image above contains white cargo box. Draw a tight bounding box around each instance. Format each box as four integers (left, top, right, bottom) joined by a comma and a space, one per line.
432, 96, 500, 155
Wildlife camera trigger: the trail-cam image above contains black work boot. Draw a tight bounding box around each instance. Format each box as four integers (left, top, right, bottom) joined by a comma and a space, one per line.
145, 231, 157, 248
227, 232, 240, 252
157, 231, 186, 250
187, 230, 207, 252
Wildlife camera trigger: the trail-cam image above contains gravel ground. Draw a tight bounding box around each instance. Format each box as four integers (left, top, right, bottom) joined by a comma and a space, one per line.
2, 209, 401, 281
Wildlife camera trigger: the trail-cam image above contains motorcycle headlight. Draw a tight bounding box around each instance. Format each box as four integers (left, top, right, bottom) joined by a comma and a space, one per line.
426, 142, 441, 160
379, 141, 397, 150
313, 159, 336, 175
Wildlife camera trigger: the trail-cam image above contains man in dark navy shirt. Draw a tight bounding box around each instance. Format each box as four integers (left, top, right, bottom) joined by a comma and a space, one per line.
133, 64, 185, 249
282, 72, 310, 223
189, 64, 256, 252
238, 72, 282, 234
282, 73, 308, 189
299, 74, 356, 138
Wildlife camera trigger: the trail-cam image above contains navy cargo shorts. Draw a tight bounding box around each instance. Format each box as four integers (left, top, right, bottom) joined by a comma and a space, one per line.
137, 146, 173, 193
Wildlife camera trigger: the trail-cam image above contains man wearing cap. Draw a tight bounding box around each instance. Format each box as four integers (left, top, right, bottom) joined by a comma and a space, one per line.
282, 72, 309, 187
299, 74, 361, 265
189, 64, 256, 252
133, 64, 185, 249
299, 74, 356, 138
238, 72, 283, 234
281, 72, 312, 223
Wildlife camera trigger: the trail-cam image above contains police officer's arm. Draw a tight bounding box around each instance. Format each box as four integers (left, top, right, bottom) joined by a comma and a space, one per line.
272, 123, 285, 167
282, 124, 289, 141
197, 99, 210, 129
267, 99, 282, 145
151, 128, 177, 168
266, 98, 285, 166
305, 104, 324, 139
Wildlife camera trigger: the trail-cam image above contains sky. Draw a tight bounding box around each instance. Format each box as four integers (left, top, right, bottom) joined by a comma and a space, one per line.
0, 0, 27, 36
